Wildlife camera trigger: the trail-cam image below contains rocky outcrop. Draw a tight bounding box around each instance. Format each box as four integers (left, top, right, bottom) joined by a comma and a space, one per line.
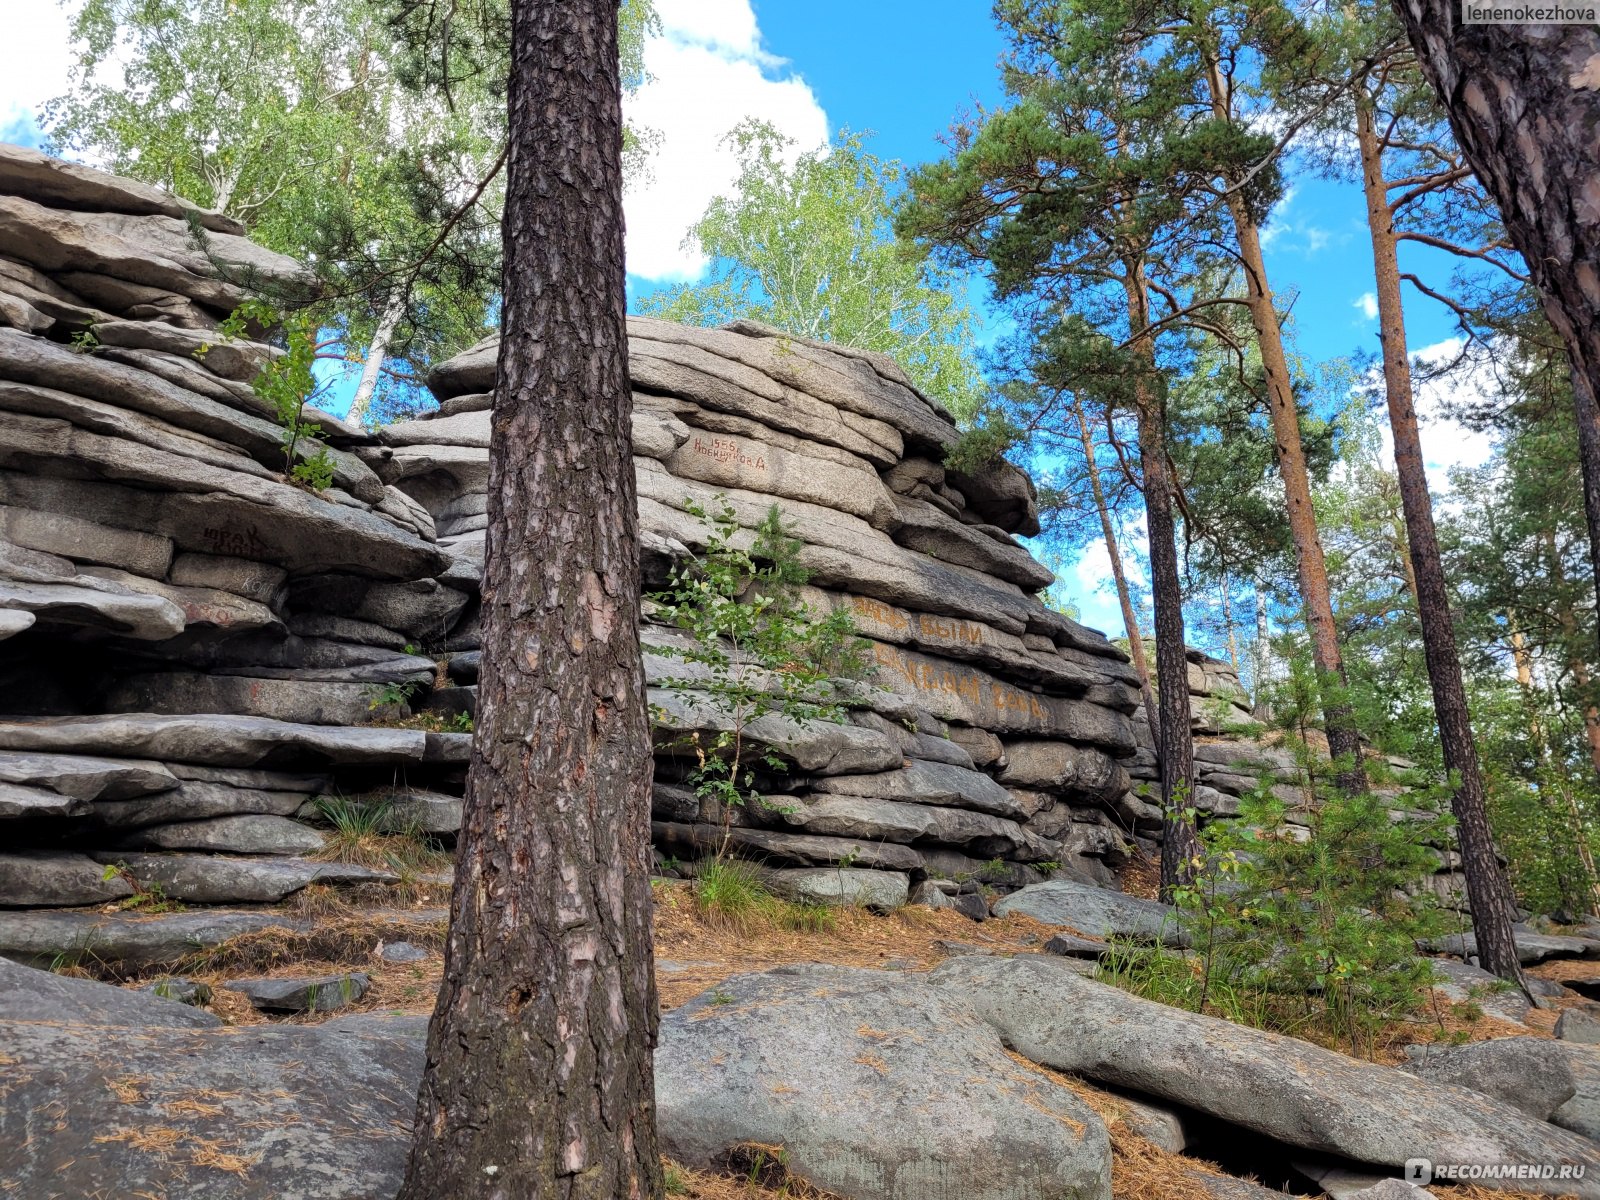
930, 955, 1600, 1197
0, 146, 1149, 934
656, 963, 1112, 1200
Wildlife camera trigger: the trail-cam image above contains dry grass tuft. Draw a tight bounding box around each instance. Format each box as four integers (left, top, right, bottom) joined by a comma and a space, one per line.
661, 1146, 846, 1199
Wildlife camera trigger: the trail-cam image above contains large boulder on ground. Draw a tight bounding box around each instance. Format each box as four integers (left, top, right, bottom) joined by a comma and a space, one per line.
0, 985, 426, 1200
993, 879, 1186, 947
930, 955, 1600, 1196
1401, 1038, 1577, 1121
1550, 1041, 1600, 1142
656, 964, 1112, 1200
1426, 957, 1533, 1025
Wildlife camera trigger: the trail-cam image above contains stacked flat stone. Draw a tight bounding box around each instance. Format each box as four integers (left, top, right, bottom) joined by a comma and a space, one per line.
0, 143, 460, 922
383, 316, 1144, 906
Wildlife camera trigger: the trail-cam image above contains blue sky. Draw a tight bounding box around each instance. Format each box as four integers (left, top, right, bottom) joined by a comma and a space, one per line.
0, 0, 1501, 640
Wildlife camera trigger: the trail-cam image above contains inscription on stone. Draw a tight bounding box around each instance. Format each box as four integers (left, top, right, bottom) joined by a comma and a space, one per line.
871, 642, 1048, 724
688, 435, 767, 472
201, 525, 271, 559
849, 595, 988, 649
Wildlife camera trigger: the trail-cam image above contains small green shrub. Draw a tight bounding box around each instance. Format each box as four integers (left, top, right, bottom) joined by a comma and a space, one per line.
651, 497, 870, 856
219, 300, 339, 491
1103, 653, 1452, 1057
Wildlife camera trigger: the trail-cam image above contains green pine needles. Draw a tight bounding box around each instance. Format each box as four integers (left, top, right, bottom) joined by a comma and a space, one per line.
650, 498, 871, 855
1106, 650, 1453, 1057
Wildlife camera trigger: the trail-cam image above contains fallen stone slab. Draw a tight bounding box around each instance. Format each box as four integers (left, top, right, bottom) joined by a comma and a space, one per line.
0, 909, 300, 969
1552, 1041, 1600, 1142
0, 713, 428, 767
930, 955, 1600, 1196
0, 850, 134, 907
90, 852, 395, 904
762, 867, 910, 910
117, 814, 326, 856
378, 941, 429, 964
140, 976, 214, 1007
1558, 1007, 1600, 1044
1043, 931, 1110, 960
226, 972, 370, 1013
1401, 1038, 1577, 1121
0, 907, 446, 970
657, 964, 1111, 1200
1295, 1163, 1433, 1200
382, 790, 463, 834
994, 880, 1187, 947
0, 955, 218, 1027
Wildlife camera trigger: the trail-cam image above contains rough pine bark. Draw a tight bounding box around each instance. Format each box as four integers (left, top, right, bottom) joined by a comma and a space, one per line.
396, 2, 663, 1197
1388, 4, 1600, 639
1125, 273, 1200, 899
1355, 96, 1525, 984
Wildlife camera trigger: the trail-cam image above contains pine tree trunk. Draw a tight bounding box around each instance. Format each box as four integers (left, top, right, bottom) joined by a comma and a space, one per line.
1355, 95, 1524, 985
1125, 272, 1200, 900
1073, 395, 1161, 748
1388, 4, 1600, 639
1201, 54, 1367, 795
346, 296, 404, 426
397, 2, 663, 1196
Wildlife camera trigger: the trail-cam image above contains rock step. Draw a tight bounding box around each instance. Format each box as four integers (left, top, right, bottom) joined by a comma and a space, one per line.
0, 906, 447, 970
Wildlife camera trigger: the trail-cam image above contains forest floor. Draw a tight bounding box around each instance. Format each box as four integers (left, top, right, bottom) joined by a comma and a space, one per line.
82, 874, 1596, 1200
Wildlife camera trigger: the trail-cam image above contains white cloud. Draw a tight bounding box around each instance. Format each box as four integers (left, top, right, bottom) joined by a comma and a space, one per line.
1370, 337, 1499, 494
1047, 511, 1150, 640
623, 1, 826, 281
0, 2, 75, 142
1, 0, 824, 286
1354, 292, 1379, 321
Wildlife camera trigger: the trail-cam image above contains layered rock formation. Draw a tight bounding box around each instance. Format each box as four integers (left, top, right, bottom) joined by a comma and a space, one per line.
0, 144, 1150, 935
372, 316, 1146, 904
